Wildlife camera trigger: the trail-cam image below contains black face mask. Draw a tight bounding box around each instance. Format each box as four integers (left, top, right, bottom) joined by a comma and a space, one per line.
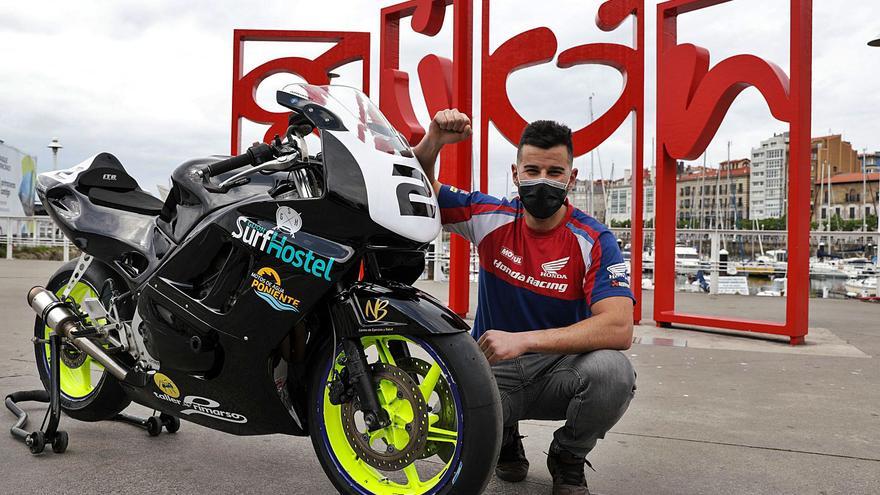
517, 178, 569, 219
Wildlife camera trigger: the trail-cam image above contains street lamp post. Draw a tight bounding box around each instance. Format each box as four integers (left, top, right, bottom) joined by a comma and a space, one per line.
48, 137, 63, 171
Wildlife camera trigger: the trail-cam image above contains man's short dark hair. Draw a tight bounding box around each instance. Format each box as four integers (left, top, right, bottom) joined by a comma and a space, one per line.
517, 120, 573, 163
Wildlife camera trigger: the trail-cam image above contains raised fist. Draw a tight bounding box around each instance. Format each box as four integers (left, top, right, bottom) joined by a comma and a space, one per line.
427, 108, 473, 146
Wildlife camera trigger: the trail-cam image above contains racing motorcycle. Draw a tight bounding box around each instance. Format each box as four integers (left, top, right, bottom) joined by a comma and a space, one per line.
25, 83, 502, 494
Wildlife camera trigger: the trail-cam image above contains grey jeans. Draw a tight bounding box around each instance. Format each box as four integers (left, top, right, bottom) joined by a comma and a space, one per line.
492, 350, 637, 458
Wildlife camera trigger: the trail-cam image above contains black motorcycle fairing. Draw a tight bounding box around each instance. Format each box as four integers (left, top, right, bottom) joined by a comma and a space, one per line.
119, 346, 305, 436
158, 157, 281, 243
322, 131, 368, 212
118, 282, 473, 437
137, 220, 349, 374
364, 249, 426, 285
121, 193, 363, 434
330, 282, 470, 338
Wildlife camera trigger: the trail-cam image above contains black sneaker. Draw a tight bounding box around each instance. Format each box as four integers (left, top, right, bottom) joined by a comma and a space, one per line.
495, 423, 529, 482
546, 443, 591, 495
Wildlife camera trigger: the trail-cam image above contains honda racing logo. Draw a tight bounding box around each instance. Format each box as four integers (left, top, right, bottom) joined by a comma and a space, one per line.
541, 257, 569, 280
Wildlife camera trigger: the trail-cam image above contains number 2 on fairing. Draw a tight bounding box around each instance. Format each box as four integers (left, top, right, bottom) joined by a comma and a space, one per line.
393, 164, 435, 218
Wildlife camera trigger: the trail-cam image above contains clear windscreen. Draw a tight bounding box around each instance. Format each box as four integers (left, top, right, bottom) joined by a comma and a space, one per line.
278, 83, 412, 157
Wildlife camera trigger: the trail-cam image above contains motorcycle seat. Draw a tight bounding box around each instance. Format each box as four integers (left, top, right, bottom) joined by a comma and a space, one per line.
75, 152, 165, 216
87, 187, 164, 216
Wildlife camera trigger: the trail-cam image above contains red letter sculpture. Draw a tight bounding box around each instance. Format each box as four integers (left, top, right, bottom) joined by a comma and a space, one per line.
654, 0, 812, 344
231, 30, 370, 154
480, 0, 646, 321
380, 0, 474, 317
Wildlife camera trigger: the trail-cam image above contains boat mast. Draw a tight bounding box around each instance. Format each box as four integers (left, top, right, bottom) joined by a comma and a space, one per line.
589, 95, 595, 218
863, 148, 868, 233
714, 155, 722, 229
827, 158, 832, 232
757, 219, 765, 257
818, 143, 825, 232
727, 140, 736, 231
608, 161, 615, 225
591, 96, 610, 223
699, 153, 707, 229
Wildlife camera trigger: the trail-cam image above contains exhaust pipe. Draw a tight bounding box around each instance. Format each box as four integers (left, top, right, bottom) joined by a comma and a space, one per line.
27, 286, 143, 385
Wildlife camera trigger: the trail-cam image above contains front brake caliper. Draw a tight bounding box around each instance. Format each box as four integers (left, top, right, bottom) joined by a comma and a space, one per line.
327, 368, 355, 406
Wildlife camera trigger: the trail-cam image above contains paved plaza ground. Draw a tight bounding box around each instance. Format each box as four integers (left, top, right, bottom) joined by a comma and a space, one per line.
1, 260, 877, 494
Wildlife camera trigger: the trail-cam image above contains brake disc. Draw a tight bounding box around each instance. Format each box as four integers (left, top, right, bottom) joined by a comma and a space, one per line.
340, 363, 429, 471
396, 356, 457, 462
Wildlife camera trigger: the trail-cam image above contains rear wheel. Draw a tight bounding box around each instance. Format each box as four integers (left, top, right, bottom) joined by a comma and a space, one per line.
309, 333, 502, 494
33, 260, 131, 422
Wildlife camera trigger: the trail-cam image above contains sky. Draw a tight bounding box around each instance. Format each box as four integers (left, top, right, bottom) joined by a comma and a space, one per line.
1, 0, 878, 198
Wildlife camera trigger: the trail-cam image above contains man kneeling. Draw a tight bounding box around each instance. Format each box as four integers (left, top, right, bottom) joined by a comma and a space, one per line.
414, 110, 637, 495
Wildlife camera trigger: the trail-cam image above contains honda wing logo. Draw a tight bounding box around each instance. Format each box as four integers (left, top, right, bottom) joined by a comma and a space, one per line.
607, 262, 630, 288
541, 257, 569, 280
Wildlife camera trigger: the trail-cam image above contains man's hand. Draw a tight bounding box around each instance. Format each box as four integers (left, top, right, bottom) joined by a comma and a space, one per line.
427, 109, 472, 146
413, 109, 472, 194
478, 330, 530, 365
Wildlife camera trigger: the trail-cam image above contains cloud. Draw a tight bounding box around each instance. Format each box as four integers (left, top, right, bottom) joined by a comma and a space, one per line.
0, 0, 877, 202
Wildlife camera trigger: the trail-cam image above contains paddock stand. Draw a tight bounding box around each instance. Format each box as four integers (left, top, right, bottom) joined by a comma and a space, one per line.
113, 411, 180, 437
5, 334, 69, 454
5, 333, 179, 455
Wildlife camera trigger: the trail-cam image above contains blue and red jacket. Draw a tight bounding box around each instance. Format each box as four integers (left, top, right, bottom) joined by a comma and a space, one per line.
438, 185, 634, 340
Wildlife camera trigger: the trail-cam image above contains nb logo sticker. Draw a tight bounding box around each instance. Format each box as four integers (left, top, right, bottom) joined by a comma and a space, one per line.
364, 299, 389, 322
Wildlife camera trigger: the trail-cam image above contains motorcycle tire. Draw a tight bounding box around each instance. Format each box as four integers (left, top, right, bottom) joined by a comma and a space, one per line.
33, 259, 131, 422
309, 332, 502, 495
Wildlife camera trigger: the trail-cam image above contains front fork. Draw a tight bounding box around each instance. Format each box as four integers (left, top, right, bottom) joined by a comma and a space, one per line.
326, 286, 391, 432
340, 338, 390, 431
326, 337, 391, 431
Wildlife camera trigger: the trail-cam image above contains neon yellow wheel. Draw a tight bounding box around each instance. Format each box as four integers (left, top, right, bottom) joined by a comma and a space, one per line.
42, 282, 107, 399
34, 261, 131, 421
320, 336, 461, 494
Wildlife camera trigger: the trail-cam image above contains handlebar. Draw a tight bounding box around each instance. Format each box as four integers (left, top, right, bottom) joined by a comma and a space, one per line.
204, 143, 275, 178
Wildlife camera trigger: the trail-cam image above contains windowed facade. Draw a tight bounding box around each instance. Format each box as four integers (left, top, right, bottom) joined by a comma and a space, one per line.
750, 132, 789, 219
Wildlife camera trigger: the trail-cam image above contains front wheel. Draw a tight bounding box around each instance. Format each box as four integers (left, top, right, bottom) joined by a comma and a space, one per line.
309, 333, 502, 494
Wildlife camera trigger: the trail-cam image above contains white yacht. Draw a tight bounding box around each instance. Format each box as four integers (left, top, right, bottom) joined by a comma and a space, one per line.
845, 277, 878, 298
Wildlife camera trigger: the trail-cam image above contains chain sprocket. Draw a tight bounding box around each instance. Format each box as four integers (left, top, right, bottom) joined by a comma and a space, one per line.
60, 341, 87, 368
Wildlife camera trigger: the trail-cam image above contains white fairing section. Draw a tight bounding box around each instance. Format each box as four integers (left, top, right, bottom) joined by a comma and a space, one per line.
36, 154, 98, 192
327, 130, 440, 244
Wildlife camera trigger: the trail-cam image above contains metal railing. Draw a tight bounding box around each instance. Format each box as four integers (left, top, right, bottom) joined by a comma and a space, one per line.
1, 216, 72, 261
610, 228, 880, 258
